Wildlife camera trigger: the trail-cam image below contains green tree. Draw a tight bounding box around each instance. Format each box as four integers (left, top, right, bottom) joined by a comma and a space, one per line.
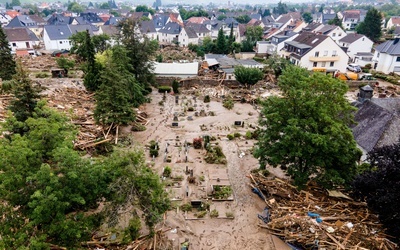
254, 66, 361, 188
118, 18, 158, 92
302, 12, 313, 23
241, 26, 263, 52
0, 26, 16, 81
356, 8, 382, 42
56, 56, 75, 76
234, 66, 264, 88
216, 28, 227, 54
68, 2, 85, 13
10, 0, 21, 7
275, 1, 288, 15
328, 14, 343, 29
8, 62, 41, 130
236, 14, 251, 24
81, 30, 102, 91
99, 2, 110, 9
228, 24, 235, 54
135, 5, 155, 14
92, 33, 111, 53
262, 9, 271, 17
217, 14, 227, 20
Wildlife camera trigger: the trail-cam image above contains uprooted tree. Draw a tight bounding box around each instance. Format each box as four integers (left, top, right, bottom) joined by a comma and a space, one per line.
254, 66, 362, 188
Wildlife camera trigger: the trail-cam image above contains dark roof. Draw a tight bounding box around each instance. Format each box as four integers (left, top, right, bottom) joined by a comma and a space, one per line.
322, 14, 336, 24
250, 13, 261, 20
343, 11, 360, 20
339, 33, 365, 44
375, 39, 400, 55
183, 26, 197, 38
186, 23, 210, 34
104, 17, 124, 25
69, 24, 94, 35
353, 99, 400, 152
395, 26, 400, 35
159, 22, 181, 34
302, 22, 322, 32
291, 31, 328, 48
44, 25, 72, 40
100, 25, 119, 36
4, 27, 39, 41
317, 24, 337, 34
47, 14, 73, 25
6, 15, 37, 28
28, 15, 46, 24
153, 13, 169, 29
139, 20, 156, 34
79, 12, 103, 23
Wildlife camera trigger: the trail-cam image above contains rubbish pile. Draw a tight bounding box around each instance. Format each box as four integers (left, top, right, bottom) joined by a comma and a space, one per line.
250, 173, 398, 250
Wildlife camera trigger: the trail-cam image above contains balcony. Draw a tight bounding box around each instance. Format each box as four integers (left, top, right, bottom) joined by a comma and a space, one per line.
309, 56, 340, 62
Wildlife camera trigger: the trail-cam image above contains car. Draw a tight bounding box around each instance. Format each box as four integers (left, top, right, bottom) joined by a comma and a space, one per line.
51, 49, 70, 57
347, 64, 362, 72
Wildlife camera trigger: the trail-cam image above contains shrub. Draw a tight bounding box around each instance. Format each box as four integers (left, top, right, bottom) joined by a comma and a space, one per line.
204, 145, 227, 164
210, 209, 219, 218
193, 138, 203, 149
158, 86, 171, 93
245, 131, 253, 140
196, 210, 207, 218
227, 134, 235, 140
188, 107, 194, 111
223, 96, 234, 110
180, 203, 192, 212
35, 72, 49, 78
163, 166, 172, 177
123, 217, 141, 242
234, 132, 241, 138
149, 140, 159, 157
213, 186, 232, 199
172, 80, 179, 94
203, 95, 210, 103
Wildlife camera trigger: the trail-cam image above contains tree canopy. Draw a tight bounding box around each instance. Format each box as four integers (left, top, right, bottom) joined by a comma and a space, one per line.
0, 26, 16, 81
328, 14, 343, 29
135, 5, 155, 14
302, 12, 313, 23
355, 7, 382, 42
254, 66, 362, 188
352, 143, 400, 242
234, 66, 264, 88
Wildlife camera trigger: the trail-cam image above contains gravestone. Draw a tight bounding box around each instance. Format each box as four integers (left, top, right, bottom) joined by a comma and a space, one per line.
234, 121, 243, 126
172, 122, 179, 127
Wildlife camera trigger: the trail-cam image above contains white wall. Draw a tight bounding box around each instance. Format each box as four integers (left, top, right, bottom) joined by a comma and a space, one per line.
43, 29, 72, 50
8, 40, 38, 51
346, 37, 373, 60
298, 37, 349, 72
326, 26, 345, 43
374, 51, 400, 74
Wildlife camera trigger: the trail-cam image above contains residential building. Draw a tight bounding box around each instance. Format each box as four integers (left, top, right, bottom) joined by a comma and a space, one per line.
316, 25, 345, 43
280, 32, 348, 72
158, 22, 181, 44
4, 27, 39, 55
186, 23, 211, 39
43, 25, 72, 51
0, 13, 12, 27
153, 62, 198, 78
139, 20, 157, 40
386, 16, 400, 30
373, 38, 400, 74
339, 33, 373, 64
340, 10, 366, 31
178, 26, 198, 47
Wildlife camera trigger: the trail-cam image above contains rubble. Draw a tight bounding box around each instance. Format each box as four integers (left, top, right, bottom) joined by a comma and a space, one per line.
250, 173, 398, 250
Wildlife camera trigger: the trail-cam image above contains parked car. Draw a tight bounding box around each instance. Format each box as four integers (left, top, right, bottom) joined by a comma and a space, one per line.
347, 64, 361, 72
51, 49, 70, 57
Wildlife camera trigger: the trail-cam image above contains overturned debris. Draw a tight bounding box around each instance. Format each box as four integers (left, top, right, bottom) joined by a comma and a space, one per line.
249, 173, 398, 250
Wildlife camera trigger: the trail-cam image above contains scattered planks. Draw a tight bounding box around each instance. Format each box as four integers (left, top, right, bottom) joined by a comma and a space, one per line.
250, 173, 398, 250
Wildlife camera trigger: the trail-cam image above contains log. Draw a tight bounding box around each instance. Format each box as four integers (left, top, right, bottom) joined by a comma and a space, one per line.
78, 138, 111, 149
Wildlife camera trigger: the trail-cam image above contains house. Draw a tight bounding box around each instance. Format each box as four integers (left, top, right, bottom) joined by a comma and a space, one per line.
339, 33, 373, 64
373, 38, 400, 74
352, 96, 400, 157
0, 13, 12, 27
158, 22, 181, 44
256, 31, 298, 56
153, 62, 198, 78
340, 10, 365, 31
316, 25, 345, 43
43, 25, 72, 51
178, 26, 198, 47
153, 13, 170, 31
139, 20, 157, 40
313, 12, 336, 24
186, 16, 209, 24
104, 17, 124, 26
4, 27, 39, 55
47, 13, 74, 25
186, 23, 211, 39
302, 22, 324, 33
280, 32, 348, 72
386, 16, 400, 30
130, 12, 153, 21
72, 12, 104, 26
6, 15, 46, 39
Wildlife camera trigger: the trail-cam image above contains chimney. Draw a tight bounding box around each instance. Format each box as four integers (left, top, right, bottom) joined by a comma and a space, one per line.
358, 85, 373, 103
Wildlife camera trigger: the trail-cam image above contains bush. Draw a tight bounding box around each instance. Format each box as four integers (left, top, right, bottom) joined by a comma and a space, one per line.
172, 80, 179, 94
123, 217, 141, 242
210, 209, 219, 218
180, 203, 192, 212
149, 140, 159, 157
188, 107, 194, 111
196, 210, 207, 218
213, 185, 232, 199
223, 96, 234, 110
227, 134, 235, 140
203, 95, 210, 103
234, 132, 241, 138
245, 131, 253, 139
163, 166, 172, 177
35, 72, 49, 78
193, 138, 203, 149
204, 145, 227, 164
158, 86, 171, 93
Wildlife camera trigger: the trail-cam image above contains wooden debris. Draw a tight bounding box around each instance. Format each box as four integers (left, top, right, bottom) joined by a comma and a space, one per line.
250, 173, 398, 250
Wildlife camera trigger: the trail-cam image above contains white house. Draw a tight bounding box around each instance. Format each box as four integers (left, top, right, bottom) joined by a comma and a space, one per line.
0, 13, 12, 27
4, 27, 39, 55
339, 33, 373, 63
316, 24, 346, 44
178, 26, 198, 47
280, 32, 349, 72
43, 25, 73, 51
158, 22, 181, 44
386, 16, 400, 30
373, 38, 400, 74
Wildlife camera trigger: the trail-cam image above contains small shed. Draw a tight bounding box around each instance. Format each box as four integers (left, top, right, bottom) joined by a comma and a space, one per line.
51, 68, 66, 78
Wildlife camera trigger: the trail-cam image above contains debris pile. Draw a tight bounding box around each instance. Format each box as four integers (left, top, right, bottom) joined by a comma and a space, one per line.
159, 45, 198, 62
250, 173, 398, 250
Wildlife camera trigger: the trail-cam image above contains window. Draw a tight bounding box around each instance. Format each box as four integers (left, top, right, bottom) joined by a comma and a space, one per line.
321, 62, 326, 67
26, 42, 30, 48
332, 33, 336, 37
314, 51, 319, 57
59, 41, 62, 44
377, 53, 380, 58
313, 62, 318, 67
12, 43, 16, 47
396, 57, 400, 62
323, 50, 328, 56
362, 38, 365, 41
332, 50, 337, 56
330, 62, 334, 67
